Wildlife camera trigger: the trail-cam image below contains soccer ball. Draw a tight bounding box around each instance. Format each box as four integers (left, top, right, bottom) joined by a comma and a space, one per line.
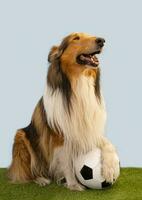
75, 148, 114, 189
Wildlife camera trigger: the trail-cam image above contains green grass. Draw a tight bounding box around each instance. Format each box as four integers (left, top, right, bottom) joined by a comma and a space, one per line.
0, 168, 142, 200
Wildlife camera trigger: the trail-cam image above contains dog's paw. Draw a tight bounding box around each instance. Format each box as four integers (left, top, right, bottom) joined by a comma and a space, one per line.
65, 183, 85, 191
34, 177, 51, 186
102, 152, 120, 183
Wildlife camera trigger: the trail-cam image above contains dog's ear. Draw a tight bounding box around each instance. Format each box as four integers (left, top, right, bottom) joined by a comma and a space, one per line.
48, 45, 65, 63
48, 46, 59, 63
48, 35, 71, 63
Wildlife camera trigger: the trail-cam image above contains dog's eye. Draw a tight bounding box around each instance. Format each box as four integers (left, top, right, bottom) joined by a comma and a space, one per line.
73, 36, 80, 40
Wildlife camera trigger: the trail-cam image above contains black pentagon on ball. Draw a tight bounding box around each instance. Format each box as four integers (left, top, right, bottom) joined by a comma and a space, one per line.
80, 165, 93, 180
102, 180, 112, 188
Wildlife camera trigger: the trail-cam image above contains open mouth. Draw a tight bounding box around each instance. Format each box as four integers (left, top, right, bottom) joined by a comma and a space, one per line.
77, 51, 101, 67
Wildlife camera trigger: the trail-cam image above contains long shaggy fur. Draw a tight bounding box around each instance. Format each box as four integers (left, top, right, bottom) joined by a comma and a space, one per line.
8, 33, 120, 190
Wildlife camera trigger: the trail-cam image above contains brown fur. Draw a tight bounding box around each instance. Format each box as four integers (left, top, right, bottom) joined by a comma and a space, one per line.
8, 98, 64, 182
8, 33, 102, 183
8, 130, 32, 182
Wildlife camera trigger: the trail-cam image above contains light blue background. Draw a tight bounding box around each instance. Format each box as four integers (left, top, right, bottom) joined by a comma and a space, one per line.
0, 0, 142, 167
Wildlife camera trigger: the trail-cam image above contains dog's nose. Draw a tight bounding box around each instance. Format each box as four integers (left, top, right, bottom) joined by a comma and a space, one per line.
96, 38, 105, 47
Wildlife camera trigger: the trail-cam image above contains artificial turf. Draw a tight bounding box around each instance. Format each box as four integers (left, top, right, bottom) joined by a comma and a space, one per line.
0, 168, 142, 200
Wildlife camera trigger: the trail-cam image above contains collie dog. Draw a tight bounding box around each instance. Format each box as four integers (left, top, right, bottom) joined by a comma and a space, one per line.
8, 33, 120, 191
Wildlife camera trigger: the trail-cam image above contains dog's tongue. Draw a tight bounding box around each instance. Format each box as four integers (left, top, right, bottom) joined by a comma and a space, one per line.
80, 54, 99, 65
80, 55, 91, 62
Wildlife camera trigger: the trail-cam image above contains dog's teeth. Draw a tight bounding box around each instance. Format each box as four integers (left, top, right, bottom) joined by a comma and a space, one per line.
80, 55, 85, 60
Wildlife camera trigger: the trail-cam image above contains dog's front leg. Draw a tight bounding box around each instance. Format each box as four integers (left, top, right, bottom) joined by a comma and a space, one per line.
63, 164, 85, 191
98, 137, 120, 183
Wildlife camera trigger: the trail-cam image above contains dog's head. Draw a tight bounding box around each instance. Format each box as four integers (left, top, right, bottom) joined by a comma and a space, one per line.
47, 33, 105, 107
48, 33, 105, 77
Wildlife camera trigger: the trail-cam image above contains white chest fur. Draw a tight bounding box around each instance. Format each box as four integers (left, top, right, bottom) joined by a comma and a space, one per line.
43, 75, 107, 153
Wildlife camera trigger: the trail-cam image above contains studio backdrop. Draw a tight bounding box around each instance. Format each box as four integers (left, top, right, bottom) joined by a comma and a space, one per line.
0, 0, 142, 167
